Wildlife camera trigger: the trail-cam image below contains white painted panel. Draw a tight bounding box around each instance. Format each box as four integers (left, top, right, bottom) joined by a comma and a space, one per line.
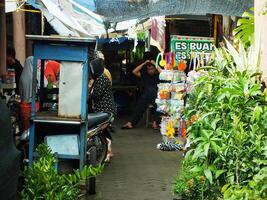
58, 62, 83, 118
5, 1, 17, 13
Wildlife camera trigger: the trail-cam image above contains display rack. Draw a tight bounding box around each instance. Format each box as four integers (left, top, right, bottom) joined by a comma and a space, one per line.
155, 50, 212, 151
155, 53, 187, 151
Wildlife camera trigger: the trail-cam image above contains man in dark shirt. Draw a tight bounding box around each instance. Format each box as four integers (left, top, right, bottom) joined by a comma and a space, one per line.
122, 57, 161, 129
6, 47, 23, 94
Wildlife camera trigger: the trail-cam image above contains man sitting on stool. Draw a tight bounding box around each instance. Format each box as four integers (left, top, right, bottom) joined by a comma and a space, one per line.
122, 52, 161, 129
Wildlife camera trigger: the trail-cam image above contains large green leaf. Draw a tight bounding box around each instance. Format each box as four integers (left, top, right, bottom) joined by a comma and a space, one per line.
204, 168, 213, 184
233, 7, 254, 48
215, 169, 227, 179
203, 143, 210, 157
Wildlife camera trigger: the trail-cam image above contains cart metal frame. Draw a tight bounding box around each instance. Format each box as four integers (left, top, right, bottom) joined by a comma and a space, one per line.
27, 35, 94, 170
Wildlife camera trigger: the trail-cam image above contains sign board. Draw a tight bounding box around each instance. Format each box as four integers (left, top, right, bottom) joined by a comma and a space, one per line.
45, 135, 79, 156
171, 35, 214, 60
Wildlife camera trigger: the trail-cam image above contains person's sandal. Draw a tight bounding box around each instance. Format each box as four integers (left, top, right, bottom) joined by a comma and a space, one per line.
121, 125, 133, 129
121, 123, 133, 129
105, 151, 113, 163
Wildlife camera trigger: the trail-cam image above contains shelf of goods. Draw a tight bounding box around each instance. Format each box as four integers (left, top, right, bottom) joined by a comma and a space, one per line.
154, 48, 213, 151
156, 68, 187, 151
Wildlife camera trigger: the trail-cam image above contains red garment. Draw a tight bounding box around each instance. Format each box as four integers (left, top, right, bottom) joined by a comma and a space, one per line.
20, 101, 39, 131
44, 61, 60, 83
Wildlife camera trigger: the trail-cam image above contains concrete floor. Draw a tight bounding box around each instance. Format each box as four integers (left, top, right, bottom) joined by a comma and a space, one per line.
85, 122, 182, 200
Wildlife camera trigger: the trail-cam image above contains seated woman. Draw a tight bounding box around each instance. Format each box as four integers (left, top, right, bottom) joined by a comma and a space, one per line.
88, 58, 117, 162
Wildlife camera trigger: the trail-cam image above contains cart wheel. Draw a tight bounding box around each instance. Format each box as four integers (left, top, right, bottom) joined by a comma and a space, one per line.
87, 134, 108, 165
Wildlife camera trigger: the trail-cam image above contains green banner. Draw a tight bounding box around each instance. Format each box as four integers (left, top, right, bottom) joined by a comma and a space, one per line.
171, 35, 214, 60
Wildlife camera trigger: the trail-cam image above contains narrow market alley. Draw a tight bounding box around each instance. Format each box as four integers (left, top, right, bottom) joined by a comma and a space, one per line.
87, 122, 182, 200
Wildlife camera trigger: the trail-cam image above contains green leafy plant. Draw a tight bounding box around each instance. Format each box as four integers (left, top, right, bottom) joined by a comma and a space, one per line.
222, 167, 267, 200
174, 40, 267, 199
137, 32, 145, 41
21, 144, 103, 200
173, 159, 205, 200
233, 7, 254, 48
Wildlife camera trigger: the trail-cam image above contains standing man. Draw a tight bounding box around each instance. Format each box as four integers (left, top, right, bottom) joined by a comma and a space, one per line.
6, 47, 23, 94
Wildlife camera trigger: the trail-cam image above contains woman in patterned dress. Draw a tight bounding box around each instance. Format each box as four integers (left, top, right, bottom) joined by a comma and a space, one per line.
89, 58, 116, 162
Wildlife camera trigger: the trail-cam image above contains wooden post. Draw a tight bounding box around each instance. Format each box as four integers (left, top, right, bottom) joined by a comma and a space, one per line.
255, 0, 267, 81
13, 9, 26, 64
222, 16, 231, 40
213, 15, 219, 47
0, 0, 6, 76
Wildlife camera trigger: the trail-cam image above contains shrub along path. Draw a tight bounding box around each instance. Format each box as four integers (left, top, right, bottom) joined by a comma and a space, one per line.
86, 123, 182, 200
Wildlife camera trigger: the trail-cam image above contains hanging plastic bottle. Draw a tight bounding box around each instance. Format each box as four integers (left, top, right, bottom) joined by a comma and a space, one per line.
46, 75, 53, 100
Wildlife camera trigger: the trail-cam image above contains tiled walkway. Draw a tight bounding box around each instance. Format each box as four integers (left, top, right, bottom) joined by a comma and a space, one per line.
86, 124, 182, 200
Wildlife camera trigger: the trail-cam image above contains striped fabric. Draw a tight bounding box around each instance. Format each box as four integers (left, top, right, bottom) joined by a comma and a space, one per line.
157, 141, 184, 151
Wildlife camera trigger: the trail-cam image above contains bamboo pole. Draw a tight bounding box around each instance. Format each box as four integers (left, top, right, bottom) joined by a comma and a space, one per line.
0, 0, 6, 76
255, 0, 267, 81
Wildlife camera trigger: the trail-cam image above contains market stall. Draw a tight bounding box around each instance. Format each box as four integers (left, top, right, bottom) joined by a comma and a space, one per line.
156, 35, 214, 151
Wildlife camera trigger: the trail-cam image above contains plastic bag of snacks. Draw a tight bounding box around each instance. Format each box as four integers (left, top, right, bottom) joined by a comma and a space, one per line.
159, 70, 173, 81
160, 116, 181, 138
172, 71, 186, 83
169, 100, 184, 114
171, 92, 184, 100
155, 99, 170, 113
172, 83, 185, 93
157, 83, 172, 100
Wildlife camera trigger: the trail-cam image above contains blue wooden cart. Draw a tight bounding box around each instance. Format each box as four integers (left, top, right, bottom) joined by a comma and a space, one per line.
26, 35, 94, 170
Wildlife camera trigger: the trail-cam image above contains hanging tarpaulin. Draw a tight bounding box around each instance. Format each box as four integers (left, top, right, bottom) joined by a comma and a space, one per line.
150, 16, 166, 52
27, 0, 105, 37
94, 0, 252, 22
72, 0, 96, 11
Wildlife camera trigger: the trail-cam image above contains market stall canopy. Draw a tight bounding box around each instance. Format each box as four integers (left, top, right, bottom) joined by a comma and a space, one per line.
26, 0, 253, 36
93, 0, 253, 22
27, 0, 138, 37
27, 0, 105, 36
